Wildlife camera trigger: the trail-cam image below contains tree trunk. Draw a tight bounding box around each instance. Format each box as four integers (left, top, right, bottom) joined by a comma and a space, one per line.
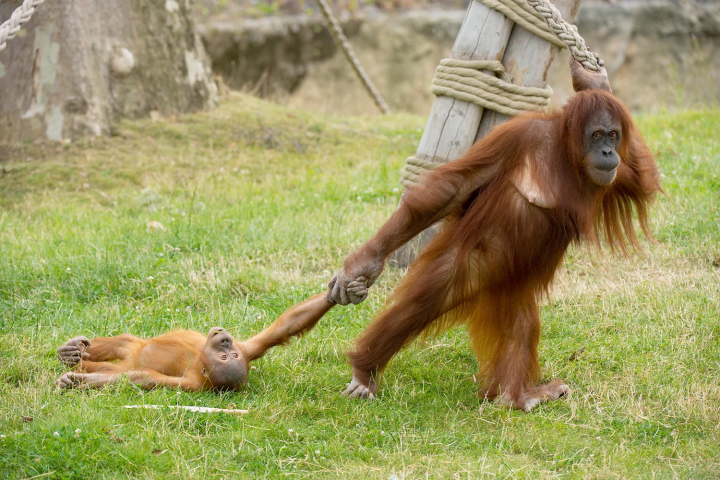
0, 0, 218, 145
391, 0, 582, 268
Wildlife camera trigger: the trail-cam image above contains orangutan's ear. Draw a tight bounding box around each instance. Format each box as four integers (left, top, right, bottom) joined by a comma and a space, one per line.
201, 366, 209, 378
569, 55, 612, 93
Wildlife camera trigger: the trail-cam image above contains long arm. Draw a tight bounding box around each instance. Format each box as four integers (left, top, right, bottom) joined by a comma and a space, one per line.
348, 157, 492, 262
239, 293, 338, 361
329, 138, 508, 305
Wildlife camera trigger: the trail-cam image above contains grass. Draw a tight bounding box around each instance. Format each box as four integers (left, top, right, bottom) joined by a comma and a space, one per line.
0, 93, 718, 479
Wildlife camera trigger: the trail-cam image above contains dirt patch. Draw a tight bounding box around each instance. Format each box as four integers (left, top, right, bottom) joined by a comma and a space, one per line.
551, 244, 718, 301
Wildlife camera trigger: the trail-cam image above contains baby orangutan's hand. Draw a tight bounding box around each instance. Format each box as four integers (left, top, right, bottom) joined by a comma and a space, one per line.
345, 276, 369, 305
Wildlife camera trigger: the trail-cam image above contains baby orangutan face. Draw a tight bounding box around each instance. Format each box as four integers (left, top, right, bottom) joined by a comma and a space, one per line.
201, 327, 248, 391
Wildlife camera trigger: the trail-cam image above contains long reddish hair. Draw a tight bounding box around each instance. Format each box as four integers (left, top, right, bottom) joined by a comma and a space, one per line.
381, 91, 662, 391
561, 90, 661, 251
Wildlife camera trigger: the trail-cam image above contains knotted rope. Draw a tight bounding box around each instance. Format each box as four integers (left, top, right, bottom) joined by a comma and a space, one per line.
477, 0, 568, 49
0, 0, 45, 52
525, 0, 599, 71
476, 0, 600, 72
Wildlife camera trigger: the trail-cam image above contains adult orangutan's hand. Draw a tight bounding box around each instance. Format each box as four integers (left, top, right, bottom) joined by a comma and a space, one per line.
327, 251, 384, 305
569, 52, 611, 93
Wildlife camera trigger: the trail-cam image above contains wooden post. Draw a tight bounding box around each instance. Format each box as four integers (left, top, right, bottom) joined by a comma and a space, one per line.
392, 0, 582, 268
391, 1, 513, 268
476, 0, 582, 140
414, 2, 513, 164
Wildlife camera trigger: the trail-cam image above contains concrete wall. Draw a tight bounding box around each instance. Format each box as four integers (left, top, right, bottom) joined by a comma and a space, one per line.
201, 0, 720, 115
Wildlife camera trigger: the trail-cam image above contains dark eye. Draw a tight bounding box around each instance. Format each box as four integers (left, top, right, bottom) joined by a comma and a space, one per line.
592, 131, 602, 140
221, 354, 227, 360
608, 131, 617, 139
232, 353, 239, 358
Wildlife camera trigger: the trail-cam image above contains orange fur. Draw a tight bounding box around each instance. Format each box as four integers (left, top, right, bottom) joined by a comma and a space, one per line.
344, 90, 661, 409
57, 293, 335, 392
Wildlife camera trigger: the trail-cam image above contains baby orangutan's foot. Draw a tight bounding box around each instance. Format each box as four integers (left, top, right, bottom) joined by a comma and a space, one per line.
55, 372, 118, 390
56, 336, 91, 366
55, 372, 88, 390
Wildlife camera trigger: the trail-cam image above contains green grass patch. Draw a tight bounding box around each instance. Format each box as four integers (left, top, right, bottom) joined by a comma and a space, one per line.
0, 95, 718, 478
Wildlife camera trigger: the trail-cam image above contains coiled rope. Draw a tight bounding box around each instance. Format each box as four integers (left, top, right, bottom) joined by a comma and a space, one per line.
0, 0, 45, 52
431, 59, 553, 117
401, 0, 601, 187
400, 156, 447, 188
525, 0, 599, 71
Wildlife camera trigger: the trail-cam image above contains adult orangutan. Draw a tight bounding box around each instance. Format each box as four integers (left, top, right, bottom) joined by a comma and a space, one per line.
55, 281, 367, 391
327, 56, 661, 411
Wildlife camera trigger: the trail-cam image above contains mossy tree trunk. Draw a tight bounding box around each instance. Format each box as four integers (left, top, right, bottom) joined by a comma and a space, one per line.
0, 0, 217, 144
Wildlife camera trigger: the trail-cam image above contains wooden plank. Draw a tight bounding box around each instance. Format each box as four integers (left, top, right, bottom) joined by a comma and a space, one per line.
475, 0, 582, 140
414, 1, 513, 164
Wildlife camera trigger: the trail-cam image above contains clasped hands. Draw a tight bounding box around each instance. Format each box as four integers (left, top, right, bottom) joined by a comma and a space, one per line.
327, 251, 385, 305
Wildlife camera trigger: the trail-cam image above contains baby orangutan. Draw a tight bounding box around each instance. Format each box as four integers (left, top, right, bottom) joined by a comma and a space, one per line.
55, 279, 368, 392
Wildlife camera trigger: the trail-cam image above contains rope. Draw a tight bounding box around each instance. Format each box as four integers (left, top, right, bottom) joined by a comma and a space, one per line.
401, 59, 551, 185
526, 0, 600, 71
400, 156, 445, 188
316, 0, 392, 114
477, 0, 567, 48
431, 59, 552, 117
0, 0, 45, 52
476, 0, 600, 71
